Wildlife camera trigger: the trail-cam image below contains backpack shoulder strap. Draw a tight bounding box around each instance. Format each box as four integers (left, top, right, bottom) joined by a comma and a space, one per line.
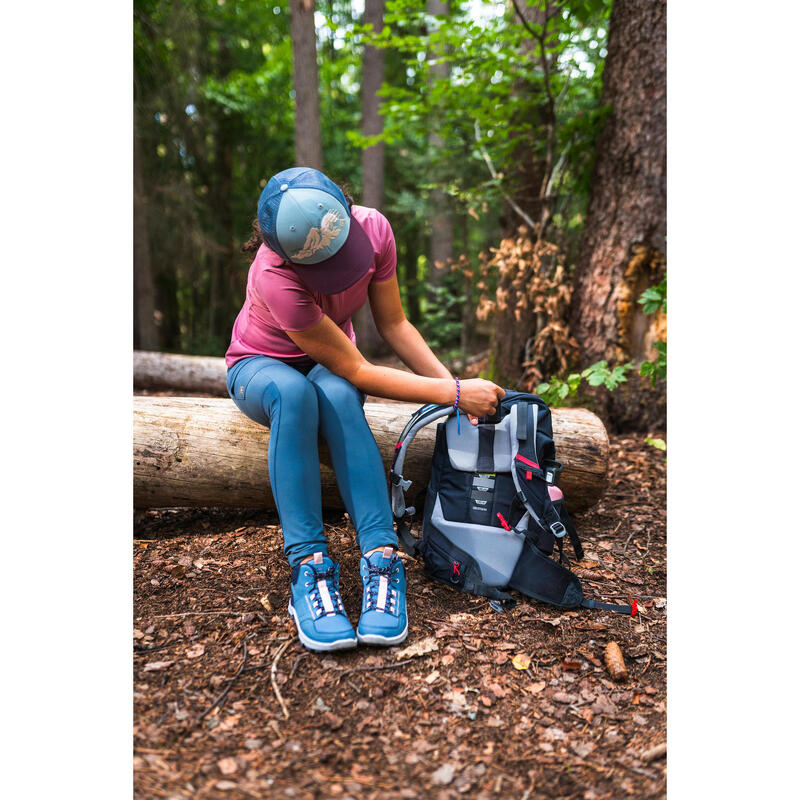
390, 403, 454, 555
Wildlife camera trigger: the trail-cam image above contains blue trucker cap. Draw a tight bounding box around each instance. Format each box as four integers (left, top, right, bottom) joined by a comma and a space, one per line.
257, 167, 373, 294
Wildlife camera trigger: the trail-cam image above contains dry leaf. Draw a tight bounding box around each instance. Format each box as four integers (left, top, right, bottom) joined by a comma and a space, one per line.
512, 653, 531, 670
259, 594, 273, 612
395, 636, 438, 660
425, 670, 440, 684
186, 644, 205, 659
604, 641, 628, 681
217, 757, 238, 775
143, 660, 174, 672
528, 680, 547, 694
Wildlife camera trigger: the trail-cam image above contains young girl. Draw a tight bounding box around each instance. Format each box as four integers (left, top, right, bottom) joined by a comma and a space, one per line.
225, 167, 504, 652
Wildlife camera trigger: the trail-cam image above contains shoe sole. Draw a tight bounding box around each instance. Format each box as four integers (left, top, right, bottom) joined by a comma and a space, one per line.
288, 602, 357, 652
357, 619, 409, 647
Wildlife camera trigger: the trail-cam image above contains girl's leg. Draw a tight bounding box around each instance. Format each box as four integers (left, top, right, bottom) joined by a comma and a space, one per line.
226, 356, 328, 566
305, 363, 398, 555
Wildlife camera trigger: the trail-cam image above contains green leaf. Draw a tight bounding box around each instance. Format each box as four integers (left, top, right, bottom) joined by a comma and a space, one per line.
645, 437, 667, 451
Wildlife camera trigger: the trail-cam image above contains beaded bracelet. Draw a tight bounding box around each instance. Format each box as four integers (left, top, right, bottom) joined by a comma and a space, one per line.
453, 376, 461, 434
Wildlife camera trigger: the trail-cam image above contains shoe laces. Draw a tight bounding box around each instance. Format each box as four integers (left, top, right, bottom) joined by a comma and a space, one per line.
364, 559, 400, 614
304, 566, 345, 618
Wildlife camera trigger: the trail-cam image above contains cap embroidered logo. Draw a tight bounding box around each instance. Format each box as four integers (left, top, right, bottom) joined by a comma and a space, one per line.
292, 209, 345, 260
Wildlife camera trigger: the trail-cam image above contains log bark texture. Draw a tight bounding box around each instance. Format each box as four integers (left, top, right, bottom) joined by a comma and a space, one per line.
134, 351, 228, 395
134, 397, 608, 512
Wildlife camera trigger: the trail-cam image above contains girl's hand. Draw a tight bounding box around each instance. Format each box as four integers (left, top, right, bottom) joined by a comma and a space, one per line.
457, 378, 505, 419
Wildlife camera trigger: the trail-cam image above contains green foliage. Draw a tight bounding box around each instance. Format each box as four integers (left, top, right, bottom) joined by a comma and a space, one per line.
645, 436, 666, 451
536, 360, 633, 406
637, 277, 667, 386
418, 277, 465, 354
637, 277, 666, 315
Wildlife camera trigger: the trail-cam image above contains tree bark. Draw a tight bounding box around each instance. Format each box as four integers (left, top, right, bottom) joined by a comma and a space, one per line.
290, 0, 324, 169
569, 0, 666, 430
134, 397, 608, 512
492, 0, 553, 385
133, 124, 159, 351
134, 351, 228, 395
353, 0, 390, 358
426, 0, 453, 295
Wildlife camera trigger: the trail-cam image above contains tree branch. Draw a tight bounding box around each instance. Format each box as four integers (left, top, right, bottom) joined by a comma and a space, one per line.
474, 120, 539, 232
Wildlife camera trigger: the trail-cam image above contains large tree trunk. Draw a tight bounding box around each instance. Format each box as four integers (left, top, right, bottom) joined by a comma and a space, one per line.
134, 397, 608, 512
290, 0, 324, 169
353, 0, 390, 358
426, 0, 453, 296
492, 0, 554, 385
133, 125, 159, 351
570, 0, 666, 431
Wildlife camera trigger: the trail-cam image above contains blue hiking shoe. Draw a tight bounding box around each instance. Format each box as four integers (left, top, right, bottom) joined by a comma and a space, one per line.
357, 547, 408, 646
288, 552, 357, 652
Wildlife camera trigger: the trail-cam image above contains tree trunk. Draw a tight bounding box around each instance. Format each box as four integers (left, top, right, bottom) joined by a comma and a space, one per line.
569, 0, 666, 431
134, 397, 608, 512
290, 0, 324, 169
353, 0, 390, 358
491, 0, 553, 386
133, 124, 159, 351
134, 351, 228, 395
426, 0, 453, 295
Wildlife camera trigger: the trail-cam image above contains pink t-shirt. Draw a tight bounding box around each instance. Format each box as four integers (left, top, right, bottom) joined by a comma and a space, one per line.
225, 205, 397, 368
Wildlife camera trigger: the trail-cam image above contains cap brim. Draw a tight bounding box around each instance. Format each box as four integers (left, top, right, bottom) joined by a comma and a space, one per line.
287, 215, 373, 295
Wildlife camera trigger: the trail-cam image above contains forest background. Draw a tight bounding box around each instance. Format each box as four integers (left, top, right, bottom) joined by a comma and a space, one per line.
134, 0, 666, 431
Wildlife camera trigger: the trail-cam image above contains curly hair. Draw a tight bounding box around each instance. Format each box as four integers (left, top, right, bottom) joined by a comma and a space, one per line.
241, 182, 356, 259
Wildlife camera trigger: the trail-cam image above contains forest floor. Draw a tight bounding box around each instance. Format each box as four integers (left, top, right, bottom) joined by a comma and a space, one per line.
133, 429, 666, 800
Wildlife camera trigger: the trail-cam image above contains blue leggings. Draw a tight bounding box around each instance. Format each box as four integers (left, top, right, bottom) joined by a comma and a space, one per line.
226, 356, 398, 567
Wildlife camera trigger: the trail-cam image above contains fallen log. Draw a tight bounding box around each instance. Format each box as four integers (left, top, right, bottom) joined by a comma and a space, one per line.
134, 397, 608, 512
134, 351, 228, 395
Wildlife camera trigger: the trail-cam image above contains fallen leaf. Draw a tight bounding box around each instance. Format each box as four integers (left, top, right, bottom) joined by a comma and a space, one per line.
528, 681, 547, 694
259, 595, 273, 612
493, 652, 509, 666
562, 660, 582, 671
217, 757, 238, 775
552, 692, 577, 704
396, 636, 438, 660
425, 670, 440, 684
432, 764, 455, 786
143, 660, 173, 672
186, 644, 205, 659
512, 653, 531, 670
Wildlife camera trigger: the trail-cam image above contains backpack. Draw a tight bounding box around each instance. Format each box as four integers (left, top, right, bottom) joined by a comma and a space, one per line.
390, 391, 637, 616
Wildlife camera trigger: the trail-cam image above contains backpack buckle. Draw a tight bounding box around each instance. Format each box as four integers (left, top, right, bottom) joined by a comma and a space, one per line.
550, 521, 566, 539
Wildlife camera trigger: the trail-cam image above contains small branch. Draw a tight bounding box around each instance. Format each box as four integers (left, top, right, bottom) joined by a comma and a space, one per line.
198, 639, 247, 721
474, 120, 538, 232
271, 639, 292, 720
335, 658, 416, 681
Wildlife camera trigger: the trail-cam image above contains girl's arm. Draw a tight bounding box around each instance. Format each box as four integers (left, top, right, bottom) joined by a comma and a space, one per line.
285, 314, 504, 418
367, 276, 452, 380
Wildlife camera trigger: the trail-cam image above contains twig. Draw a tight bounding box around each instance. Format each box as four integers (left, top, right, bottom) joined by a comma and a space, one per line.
143, 610, 242, 619
623, 528, 636, 553
198, 639, 248, 721
474, 120, 539, 232
335, 658, 416, 681
133, 634, 201, 654
271, 640, 292, 720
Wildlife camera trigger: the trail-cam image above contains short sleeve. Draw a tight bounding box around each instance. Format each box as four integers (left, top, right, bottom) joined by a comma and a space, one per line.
256, 270, 324, 332
371, 212, 397, 283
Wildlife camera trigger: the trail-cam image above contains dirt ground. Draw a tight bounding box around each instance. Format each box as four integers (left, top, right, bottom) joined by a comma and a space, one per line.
133, 433, 666, 800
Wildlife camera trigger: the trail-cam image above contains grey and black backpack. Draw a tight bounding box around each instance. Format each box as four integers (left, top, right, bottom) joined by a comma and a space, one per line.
390, 391, 636, 615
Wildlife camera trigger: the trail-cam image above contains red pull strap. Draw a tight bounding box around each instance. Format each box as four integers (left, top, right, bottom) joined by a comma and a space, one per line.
496, 512, 511, 531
